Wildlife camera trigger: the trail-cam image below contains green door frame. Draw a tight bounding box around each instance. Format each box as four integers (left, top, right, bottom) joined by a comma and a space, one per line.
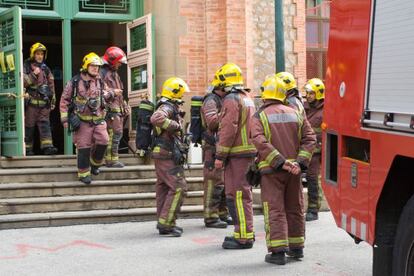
0, 0, 144, 155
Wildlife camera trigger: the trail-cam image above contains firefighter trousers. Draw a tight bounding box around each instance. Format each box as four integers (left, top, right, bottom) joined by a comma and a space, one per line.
105, 114, 123, 163
224, 157, 254, 243
73, 121, 109, 178
261, 171, 305, 253
306, 153, 322, 213
203, 146, 228, 223
25, 104, 54, 151
154, 159, 187, 228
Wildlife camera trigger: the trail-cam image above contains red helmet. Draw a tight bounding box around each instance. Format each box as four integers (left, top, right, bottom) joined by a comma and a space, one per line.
102, 46, 127, 67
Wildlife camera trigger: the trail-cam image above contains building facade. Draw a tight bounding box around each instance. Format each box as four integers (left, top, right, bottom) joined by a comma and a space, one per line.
0, 0, 329, 157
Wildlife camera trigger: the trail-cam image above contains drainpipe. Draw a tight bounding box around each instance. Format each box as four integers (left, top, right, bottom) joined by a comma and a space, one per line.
275, 0, 285, 72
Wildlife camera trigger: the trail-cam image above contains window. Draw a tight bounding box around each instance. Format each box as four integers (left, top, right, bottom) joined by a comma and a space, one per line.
306, 0, 330, 80
78, 0, 129, 14
0, 0, 54, 10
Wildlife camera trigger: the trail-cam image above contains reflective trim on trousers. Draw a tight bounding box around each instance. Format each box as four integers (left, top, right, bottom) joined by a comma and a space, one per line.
236, 190, 247, 239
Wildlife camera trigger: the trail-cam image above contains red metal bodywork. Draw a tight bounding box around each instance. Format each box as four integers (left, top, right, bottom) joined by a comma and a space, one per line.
323, 0, 414, 245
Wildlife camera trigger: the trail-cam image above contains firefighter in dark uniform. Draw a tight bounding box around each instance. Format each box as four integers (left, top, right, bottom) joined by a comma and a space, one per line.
23, 42, 58, 155
151, 77, 190, 237
60, 52, 119, 184
200, 74, 231, 228
251, 76, 316, 265
304, 78, 325, 221
101, 46, 130, 168
214, 63, 257, 249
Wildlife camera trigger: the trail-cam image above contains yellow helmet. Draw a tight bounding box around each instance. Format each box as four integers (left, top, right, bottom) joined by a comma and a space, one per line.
30, 42, 47, 60
161, 77, 190, 101
81, 52, 103, 71
215, 63, 244, 88
275, 72, 297, 91
260, 75, 287, 102
305, 78, 325, 100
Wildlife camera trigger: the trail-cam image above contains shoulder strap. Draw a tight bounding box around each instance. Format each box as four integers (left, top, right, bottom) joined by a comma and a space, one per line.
71, 74, 80, 100
23, 59, 31, 74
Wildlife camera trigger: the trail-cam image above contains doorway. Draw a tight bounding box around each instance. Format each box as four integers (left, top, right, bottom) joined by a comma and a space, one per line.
22, 19, 63, 154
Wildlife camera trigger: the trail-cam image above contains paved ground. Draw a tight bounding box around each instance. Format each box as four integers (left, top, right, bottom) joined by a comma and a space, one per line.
0, 212, 372, 276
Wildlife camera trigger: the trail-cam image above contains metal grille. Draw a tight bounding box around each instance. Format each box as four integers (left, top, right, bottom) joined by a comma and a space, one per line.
0, 18, 14, 48
0, 69, 15, 90
79, 0, 130, 14
130, 23, 146, 51
0, 0, 53, 10
0, 105, 16, 131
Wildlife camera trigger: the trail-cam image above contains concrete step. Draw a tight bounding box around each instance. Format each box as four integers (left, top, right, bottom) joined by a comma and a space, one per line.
0, 191, 205, 215
0, 177, 204, 199
0, 154, 149, 169
0, 204, 264, 230
0, 164, 204, 183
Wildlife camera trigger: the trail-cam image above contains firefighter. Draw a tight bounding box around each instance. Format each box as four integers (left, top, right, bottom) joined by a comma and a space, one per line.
304, 78, 325, 221
214, 63, 257, 249
60, 52, 119, 184
23, 42, 58, 156
200, 74, 231, 228
101, 46, 130, 168
150, 77, 189, 237
251, 76, 316, 265
275, 72, 305, 116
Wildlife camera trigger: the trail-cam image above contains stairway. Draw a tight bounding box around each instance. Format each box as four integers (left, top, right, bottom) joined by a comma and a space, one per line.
0, 154, 208, 229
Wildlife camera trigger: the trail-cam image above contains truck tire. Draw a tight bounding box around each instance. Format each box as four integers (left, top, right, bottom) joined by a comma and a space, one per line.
392, 194, 414, 276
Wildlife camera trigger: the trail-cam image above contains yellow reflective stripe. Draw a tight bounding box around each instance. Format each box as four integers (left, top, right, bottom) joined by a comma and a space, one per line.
105, 129, 114, 161
139, 103, 154, 111
90, 158, 103, 166
297, 111, 304, 140
158, 217, 172, 226
263, 202, 271, 247
40, 139, 53, 145
234, 232, 254, 239
288, 236, 305, 244
110, 108, 122, 112
218, 145, 256, 155
78, 171, 90, 178
265, 149, 279, 165
78, 114, 105, 121
155, 126, 162, 135
75, 97, 88, 104
269, 239, 289, 247
191, 101, 203, 107
30, 99, 47, 105
236, 191, 247, 239
204, 180, 214, 217
241, 106, 248, 146
153, 146, 161, 153
61, 112, 68, 119
161, 119, 171, 129
241, 126, 248, 146
167, 188, 182, 224
259, 111, 271, 142
314, 147, 321, 153
258, 161, 270, 169
313, 127, 322, 133
298, 150, 312, 159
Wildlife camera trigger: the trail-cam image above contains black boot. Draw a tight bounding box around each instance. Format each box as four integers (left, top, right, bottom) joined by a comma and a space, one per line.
157, 223, 183, 233
43, 146, 58, 155
265, 252, 287, 265
91, 166, 100, 176
305, 211, 319, 221
205, 219, 227, 229
220, 215, 234, 225
79, 175, 92, 185
222, 237, 253, 249
286, 248, 304, 259
158, 227, 182, 237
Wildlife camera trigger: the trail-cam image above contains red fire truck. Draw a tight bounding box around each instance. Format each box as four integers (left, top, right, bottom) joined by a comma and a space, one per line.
322, 0, 414, 275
